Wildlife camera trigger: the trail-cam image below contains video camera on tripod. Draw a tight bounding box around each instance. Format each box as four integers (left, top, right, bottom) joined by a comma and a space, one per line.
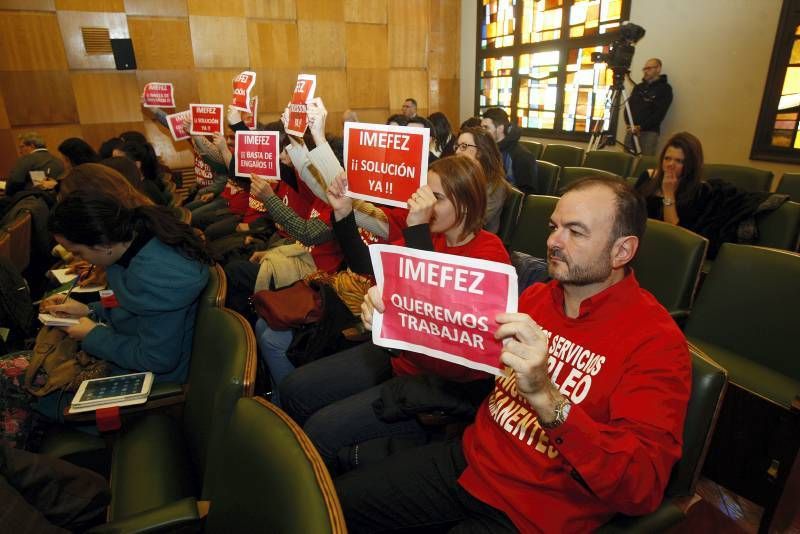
587, 22, 647, 153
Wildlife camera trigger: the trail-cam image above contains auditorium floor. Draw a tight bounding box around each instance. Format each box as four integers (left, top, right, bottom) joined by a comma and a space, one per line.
667, 477, 800, 533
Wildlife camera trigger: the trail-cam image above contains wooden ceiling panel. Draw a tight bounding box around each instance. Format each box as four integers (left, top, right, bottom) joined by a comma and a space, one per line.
388, 69, 428, 115
346, 68, 388, 109
195, 68, 244, 108
313, 69, 348, 112
187, 0, 244, 17
0, 12, 68, 70
297, 20, 345, 68
0, 0, 55, 10
189, 16, 248, 68
247, 21, 298, 69
296, 0, 342, 21
253, 68, 300, 113
55, 0, 124, 11
429, 77, 459, 125
123, 0, 188, 17
57, 10, 129, 70
128, 17, 194, 70
71, 71, 141, 124
388, 0, 429, 68
0, 70, 78, 125
243, 0, 295, 20
344, 0, 386, 24
345, 23, 387, 69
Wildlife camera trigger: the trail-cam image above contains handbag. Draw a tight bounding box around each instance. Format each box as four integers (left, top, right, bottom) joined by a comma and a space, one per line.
24, 327, 111, 397
253, 280, 323, 331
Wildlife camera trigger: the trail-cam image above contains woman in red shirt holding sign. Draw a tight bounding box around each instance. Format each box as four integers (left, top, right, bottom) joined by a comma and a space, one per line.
279, 156, 510, 475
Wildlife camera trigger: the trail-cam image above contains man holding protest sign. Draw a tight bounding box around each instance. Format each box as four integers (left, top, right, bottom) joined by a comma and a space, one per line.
280, 156, 511, 473
336, 176, 691, 533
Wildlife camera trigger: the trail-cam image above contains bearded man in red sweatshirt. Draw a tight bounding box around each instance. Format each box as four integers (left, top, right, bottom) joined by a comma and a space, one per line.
337, 176, 692, 533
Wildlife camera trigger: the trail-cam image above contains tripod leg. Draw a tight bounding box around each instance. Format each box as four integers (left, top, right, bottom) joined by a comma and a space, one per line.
621, 88, 642, 156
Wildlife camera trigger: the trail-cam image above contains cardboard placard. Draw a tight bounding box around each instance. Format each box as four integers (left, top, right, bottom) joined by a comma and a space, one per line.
231, 71, 257, 112
285, 74, 317, 137
142, 82, 175, 108
244, 96, 258, 130
234, 130, 280, 179
166, 110, 191, 141
370, 245, 518, 376
344, 122, 430, 208
189, 104, 224, 136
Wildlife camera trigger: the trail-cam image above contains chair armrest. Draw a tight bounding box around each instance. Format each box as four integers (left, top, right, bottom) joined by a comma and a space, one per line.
597, 500, 685, 534
669, 309, 690, 328
63, 383, 187, 423
88, 497, 200, 533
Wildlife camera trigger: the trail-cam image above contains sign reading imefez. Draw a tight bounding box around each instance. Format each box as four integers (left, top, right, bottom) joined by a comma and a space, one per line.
142, 82, 175, 108
234, 130, 279, 179
285, 74, 317, 137
189, 104, 224, 136
343, 122, 430, 208
369, 245, 518, 376
244, 96, 258, 130
166, 110, 191, 141
231, 71, 257, 112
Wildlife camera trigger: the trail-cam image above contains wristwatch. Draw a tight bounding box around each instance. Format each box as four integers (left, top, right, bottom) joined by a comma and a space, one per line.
540, 398, 571, 429
662, 197, 675, 207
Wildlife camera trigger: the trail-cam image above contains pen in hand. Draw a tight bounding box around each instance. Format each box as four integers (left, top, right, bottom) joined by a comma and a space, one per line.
48, 265, 94, 315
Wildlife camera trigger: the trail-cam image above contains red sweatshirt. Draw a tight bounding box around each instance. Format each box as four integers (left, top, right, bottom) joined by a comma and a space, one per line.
459, 273, 691, 533
391, 230, 511, 382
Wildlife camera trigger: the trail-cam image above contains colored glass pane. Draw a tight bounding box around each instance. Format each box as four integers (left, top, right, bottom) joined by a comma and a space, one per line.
479, 56, 515, 111
521, 0, 563, 43
568, 0, 623, 37
481, 0, 517, 49
781, 66, 800, 96
561, 46, 612, 132
516, 50, 559, 130
790, 39, 800, 64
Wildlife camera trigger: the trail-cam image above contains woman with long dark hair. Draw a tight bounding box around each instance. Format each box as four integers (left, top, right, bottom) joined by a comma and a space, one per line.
428, 112, 456, 158
58, 138, 99, 168
114, 141, 170, 205
454, 126, 511, 233
634, 131, 705, 227
43, 189, 212, 385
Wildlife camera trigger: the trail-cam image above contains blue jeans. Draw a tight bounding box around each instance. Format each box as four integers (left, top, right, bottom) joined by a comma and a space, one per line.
280, 342, 427, 473
255, 318, 295, 405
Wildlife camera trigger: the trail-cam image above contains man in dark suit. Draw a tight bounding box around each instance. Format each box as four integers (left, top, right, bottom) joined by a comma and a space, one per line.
6, 133, 64, 197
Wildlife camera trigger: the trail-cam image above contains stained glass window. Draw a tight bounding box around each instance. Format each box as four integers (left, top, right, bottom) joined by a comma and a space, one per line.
476, 0, 631, 139
752, 1, 800, 163
481, 0, 517, 49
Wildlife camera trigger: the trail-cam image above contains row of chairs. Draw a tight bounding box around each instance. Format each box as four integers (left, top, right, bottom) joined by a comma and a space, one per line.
0, 210, 32, 273
40, 265, 345, 532
522, 140, 800, 199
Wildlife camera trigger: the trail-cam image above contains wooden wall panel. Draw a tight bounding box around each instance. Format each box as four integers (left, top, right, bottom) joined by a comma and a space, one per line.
136, 70, 198, 110
0, 71, 78, 125
344, 0, 386, 24
189, 16, 248, 68
247, 21, 298, 69
55, 0, 124, 11
57, 11, 129, 70
81, 121, 145, 149
195, 69, 242, 107
388, 0, 429, 68
345, 23, 387, 69
0, 12, 68, 71
389, 69, 428, 115
351, 108, 390, 125
296, 0, 342, 21
9, 124, 83, 155
298, 21, 345, 68
187, 0, 243, 17
0, 97, 9, 129
429, 30, 458, 79
429, 78, 459, 126
314, 69, 348, 112
124, 0, 187, 17
347, 68, 389, 109
253, 68, 300, 113
0, 0, 55, 10
143, 120, 193, 168
71, 72, 141, 124
243, 0, 295, 20
0, 130, 19, 178
128, 17, 194, 69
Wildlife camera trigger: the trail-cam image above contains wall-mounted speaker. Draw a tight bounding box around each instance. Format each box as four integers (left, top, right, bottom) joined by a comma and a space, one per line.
110, 38, 137, 70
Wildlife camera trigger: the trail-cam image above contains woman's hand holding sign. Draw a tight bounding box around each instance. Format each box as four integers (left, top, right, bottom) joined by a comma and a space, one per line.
406, 185, 436, 227
494, 312, 565, 425
360, 285, 385, 332
306, 97, 328, 147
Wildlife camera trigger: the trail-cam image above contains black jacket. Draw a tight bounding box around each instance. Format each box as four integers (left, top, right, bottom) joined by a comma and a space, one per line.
626, 75, 673, 133
497, 126, 540, 194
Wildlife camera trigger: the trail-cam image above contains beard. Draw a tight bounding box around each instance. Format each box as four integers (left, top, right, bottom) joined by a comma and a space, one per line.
547, 247, 613, 286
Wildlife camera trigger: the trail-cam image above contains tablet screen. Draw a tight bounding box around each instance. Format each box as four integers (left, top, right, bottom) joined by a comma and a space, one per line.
79, 374, 147, 402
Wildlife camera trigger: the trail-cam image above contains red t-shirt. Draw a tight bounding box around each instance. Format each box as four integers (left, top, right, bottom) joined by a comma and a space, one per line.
306, 198, 343, 274
391, 230, 511, 381
220, 181, 249, 216
458, 273, 691, 533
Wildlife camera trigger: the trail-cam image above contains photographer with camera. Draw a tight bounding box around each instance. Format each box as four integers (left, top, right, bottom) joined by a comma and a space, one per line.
625, 58, 673, 155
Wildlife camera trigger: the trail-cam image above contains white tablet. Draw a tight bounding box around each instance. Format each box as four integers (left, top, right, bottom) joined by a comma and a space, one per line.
69, 372, 154, 413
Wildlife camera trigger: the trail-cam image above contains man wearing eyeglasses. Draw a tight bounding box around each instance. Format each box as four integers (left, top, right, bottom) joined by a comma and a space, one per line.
624, 58, 673, 156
